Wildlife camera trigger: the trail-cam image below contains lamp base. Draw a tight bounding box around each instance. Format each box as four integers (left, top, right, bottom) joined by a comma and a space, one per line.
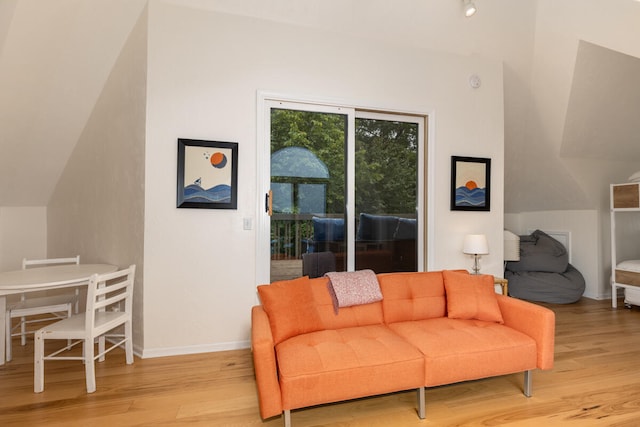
471, 254, 481, 275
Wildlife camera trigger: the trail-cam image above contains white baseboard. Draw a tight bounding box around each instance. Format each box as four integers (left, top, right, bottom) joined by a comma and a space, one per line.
135, 340, 251, 359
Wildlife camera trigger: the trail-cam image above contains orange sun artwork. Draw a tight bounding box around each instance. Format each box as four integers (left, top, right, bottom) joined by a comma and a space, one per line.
465, 180, 478, 190
210, 152, 227, 169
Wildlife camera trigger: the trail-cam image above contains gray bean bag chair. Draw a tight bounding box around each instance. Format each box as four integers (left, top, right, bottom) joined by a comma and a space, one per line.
506, 230, 568, 273
506, 263, 585, 304
505, 230, 585, 304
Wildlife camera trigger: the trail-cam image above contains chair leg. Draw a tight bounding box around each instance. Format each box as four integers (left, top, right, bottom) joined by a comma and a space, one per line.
20, 315, 26, 346
74, 287, 80, 314
283, 410, 291, 427
5, 314, 12, 362
98, 335, 105, 362
84, 339, 96, 393
34, 331, 45, 393
19, 293, 26, 346
66, 305, 73, 348
125, 321, 134, 364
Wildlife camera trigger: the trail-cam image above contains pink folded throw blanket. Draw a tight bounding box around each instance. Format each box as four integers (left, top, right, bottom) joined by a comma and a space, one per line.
325, 269, 382, 313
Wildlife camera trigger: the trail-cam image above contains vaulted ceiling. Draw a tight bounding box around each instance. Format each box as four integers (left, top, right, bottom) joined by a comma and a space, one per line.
562, 41, 640, 162
0, 0, 146, 206
1, 0, 639, 213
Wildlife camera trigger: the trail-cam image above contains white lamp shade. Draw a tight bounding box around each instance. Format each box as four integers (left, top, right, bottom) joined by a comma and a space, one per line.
463, 234, 489, 255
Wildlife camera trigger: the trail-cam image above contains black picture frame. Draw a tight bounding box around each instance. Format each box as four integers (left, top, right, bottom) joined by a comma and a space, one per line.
177, 139, 238, 209
450, 156, 491, 211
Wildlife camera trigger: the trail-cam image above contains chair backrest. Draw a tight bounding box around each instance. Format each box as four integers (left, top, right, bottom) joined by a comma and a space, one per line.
85, 265, 135, 330
22, 256, 80, 269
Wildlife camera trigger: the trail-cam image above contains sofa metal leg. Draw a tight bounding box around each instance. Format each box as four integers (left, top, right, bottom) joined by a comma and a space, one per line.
417, 386, 425, 419
283, 409, 291, 427
524, 370, 532, 397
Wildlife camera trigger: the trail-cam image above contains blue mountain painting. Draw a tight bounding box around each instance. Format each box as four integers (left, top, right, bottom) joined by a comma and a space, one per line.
455, 186, 486, 207
183, 184, 231, 203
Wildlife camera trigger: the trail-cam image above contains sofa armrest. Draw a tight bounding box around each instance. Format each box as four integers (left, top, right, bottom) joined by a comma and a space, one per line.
251, 305, 283, 419
496, 295, 555, 370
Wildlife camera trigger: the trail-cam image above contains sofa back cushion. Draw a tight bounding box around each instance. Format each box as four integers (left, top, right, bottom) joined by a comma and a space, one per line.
257, 276, 323, 345
378, 272, 446, 323
309, 276, 384, 329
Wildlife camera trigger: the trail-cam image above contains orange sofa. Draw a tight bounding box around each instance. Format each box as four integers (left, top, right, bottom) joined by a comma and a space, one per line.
252, 270, 555, 426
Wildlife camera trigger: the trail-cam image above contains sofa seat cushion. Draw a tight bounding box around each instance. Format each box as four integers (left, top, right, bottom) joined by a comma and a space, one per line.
276, 324, 425, 410
388, 318, 537, 387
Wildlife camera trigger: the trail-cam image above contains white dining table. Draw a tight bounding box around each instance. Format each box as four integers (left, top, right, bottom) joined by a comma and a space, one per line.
0, 263, 118, 365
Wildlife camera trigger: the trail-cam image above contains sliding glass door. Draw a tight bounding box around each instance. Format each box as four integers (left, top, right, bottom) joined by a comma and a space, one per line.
263, 99, 423, 283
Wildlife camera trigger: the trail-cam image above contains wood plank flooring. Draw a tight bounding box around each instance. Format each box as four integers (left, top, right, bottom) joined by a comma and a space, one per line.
2, 297, 640, 426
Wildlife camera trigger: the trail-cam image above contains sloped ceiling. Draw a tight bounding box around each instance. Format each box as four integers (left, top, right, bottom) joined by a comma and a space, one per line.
562, 41, 640, 162
0, 0, 639, 212
505, 37, 640, 214
0, 0, 145, 206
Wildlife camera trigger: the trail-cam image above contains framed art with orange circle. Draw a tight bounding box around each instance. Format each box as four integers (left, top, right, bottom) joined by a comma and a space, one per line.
177, 138, 238, 209
450, 156, 491, 212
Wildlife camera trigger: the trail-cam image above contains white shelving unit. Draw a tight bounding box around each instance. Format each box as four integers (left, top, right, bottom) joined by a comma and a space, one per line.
610, 182, 640, 308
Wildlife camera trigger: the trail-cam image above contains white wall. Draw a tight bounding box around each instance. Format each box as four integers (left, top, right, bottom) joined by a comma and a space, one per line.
505, 210, 601, 299
47, 9, 147, 351
0, 206, 46, 271
143, 2, 505, 356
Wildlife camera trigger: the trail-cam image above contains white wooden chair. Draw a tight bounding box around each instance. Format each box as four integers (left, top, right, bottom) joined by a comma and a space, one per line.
5, 256, 80, 361
34, 265, 135, 393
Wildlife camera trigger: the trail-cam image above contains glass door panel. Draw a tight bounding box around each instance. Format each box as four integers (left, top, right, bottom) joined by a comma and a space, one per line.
270, 108, 347, 282
354, 115, 418, 273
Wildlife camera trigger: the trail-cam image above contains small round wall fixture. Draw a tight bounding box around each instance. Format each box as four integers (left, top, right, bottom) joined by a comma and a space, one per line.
469, 74, 481, 89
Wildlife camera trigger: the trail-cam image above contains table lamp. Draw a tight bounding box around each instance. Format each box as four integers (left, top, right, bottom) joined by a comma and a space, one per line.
463, 234, 489, 275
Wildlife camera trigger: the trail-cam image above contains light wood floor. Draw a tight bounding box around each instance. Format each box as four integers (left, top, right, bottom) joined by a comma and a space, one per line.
2, 297, 640, 426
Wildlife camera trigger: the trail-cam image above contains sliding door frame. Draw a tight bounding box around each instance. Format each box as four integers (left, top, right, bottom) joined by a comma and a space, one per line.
256, 91, 434, 286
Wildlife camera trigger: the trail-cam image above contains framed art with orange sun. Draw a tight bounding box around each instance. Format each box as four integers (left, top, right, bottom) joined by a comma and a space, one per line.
177, 139, 238, 209
450, 156, 491, 211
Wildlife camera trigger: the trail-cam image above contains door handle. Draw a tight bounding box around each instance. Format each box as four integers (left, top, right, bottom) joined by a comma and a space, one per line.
265, 190, 273, 216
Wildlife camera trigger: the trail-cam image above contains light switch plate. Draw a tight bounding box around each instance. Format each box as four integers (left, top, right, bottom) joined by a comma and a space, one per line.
243, 217, 252, 230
